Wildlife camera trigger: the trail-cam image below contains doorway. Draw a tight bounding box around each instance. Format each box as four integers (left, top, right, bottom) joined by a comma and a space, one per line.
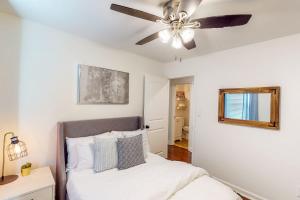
168, 76, 194, 162
173, 84, 191, 149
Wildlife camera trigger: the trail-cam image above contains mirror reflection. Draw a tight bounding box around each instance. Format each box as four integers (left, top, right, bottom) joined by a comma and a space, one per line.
224, 93, 271, 122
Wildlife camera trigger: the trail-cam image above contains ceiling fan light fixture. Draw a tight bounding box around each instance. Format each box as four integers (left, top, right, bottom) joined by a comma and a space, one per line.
109, 3, 252, 51
159, 29, 171, 43
178, 11, 188, 20
180, 28, 195, 43
172, 35, 182, 49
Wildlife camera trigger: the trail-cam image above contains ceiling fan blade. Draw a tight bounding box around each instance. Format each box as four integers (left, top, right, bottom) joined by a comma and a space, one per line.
193, 14, 252, 29
180, 37, 197, 50
178, 0, 202, 17
110, 4, 162, 22
136, 32, 160, 45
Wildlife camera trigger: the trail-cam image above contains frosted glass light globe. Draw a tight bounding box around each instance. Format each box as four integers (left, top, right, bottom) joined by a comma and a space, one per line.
172, 36, 182, 49
180, 28, 194, 43
159, 29, 171, 43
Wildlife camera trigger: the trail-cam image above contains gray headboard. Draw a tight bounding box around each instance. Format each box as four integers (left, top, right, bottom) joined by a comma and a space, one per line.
56, 116, 144, 200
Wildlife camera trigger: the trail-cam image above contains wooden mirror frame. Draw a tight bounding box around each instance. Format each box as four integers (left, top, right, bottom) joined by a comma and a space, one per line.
218, 87, 280, 130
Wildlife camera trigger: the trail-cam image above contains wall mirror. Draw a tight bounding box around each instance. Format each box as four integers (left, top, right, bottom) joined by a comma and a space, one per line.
218, 87, 280, 129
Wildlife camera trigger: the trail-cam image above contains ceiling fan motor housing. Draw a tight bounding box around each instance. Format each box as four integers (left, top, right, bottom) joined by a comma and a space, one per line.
163, 0, 181, 21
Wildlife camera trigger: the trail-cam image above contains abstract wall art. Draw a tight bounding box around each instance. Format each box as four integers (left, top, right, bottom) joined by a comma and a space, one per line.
78, 65, 129, 104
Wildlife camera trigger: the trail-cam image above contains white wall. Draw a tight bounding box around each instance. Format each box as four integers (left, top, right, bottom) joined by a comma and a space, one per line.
164, 34, 300, 200
0, 12, 164, 175
0, 13, 21, 174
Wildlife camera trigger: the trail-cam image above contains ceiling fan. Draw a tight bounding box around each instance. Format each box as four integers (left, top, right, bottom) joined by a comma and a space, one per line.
110, 0, 252, 50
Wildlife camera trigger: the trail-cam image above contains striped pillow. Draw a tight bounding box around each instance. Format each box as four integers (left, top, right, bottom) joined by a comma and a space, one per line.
94, 137, 118, 173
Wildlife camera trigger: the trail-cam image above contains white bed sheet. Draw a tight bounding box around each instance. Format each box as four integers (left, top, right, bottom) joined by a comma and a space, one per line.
67, 153, 240, 200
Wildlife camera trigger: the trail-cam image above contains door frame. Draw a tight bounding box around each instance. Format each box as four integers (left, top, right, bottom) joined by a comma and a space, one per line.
168, 76, 195, 152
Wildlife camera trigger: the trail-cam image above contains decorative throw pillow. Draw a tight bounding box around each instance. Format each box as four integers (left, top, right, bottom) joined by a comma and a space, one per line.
94, 137, 118, 173
113, 129, 150, 158
66, 132, 111, 170
117, 134, 145, 170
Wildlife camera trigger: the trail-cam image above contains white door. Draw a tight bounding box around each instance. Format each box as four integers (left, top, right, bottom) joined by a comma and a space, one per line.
144, 74, 169, 158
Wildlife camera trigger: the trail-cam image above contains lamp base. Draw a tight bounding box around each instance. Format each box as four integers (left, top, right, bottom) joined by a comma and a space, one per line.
0, 175, 18, 185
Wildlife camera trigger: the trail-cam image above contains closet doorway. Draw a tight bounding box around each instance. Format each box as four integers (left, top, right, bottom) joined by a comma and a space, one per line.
168, 76, 194, 162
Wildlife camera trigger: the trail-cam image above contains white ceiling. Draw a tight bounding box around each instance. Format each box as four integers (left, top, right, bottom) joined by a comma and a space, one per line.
1, 0, 300, 62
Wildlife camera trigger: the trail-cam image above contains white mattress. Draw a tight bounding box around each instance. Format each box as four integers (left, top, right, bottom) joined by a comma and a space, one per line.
67, 153, 241, 200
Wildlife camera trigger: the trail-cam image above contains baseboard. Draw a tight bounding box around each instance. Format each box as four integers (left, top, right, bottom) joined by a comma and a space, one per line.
213, 176, 269, 200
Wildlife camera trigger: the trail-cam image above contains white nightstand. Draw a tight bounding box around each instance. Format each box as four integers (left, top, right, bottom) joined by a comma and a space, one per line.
0, 167, 55, 200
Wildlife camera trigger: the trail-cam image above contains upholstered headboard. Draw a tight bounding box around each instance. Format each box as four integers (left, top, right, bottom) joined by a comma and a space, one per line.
56, 116, 144, 200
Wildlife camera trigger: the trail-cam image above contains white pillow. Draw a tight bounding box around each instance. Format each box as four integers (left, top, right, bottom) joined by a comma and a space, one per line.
66, 132, 111, 170
105, 131, 124, 138
113, 129, 150, 158
76, 143, 94, 170
66, 136, 94, 170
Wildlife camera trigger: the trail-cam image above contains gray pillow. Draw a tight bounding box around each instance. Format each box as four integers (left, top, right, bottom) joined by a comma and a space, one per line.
94, 137, 118, 173
117, 134, 145, 170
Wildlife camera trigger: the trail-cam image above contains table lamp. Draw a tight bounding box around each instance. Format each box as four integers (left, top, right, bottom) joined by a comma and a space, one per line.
0, 132, 28, 185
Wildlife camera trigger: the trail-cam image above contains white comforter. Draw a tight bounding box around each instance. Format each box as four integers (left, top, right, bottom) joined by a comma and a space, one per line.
67, 154, 241, 200
169, 176, 242, 200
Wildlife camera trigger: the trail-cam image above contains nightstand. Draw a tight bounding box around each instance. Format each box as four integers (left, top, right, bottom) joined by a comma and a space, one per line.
0, 167, 55, 200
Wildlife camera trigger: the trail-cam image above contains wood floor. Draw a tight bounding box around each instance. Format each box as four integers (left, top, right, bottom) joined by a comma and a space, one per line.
167, 145, 250, 200
168, 144, 191, 163
174, 138, 189, 149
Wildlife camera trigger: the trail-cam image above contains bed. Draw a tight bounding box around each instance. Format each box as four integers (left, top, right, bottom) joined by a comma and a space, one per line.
56, 116, 241, 200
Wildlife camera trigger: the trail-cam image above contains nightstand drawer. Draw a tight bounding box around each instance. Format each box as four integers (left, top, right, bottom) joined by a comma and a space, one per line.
13, 187, 53, 200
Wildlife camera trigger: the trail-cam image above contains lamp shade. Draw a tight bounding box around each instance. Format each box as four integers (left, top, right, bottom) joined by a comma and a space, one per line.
6, 136, 28, 161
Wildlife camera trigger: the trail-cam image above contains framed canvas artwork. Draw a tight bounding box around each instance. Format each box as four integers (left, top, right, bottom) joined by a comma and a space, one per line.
78, 65, 129, 104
